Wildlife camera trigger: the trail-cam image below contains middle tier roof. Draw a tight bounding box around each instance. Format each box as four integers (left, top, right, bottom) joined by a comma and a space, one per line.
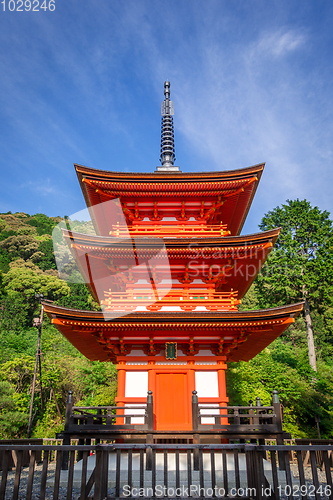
61, 228, 279, 309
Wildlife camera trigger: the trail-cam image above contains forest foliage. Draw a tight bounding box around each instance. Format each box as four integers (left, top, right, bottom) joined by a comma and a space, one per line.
0, 203, 333, 439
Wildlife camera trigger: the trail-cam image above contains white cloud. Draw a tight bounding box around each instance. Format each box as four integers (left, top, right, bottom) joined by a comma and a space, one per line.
251, 28, 306, 59
20, 179, 61, 198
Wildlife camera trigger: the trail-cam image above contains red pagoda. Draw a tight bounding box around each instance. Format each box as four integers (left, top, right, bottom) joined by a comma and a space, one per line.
44, 82, 303, 433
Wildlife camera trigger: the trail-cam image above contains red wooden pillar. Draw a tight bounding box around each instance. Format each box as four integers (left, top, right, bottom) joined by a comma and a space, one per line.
217, 361, 229, 426
117, 362, 126, 424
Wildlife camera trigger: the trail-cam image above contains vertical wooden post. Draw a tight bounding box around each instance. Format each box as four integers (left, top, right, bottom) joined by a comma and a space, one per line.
272, 390, 282, 433
27, 317, 43, 438
96, 406, 102, 445
61, 390, 73, 470
64, 390, 73, 431
102, 448, 109, 500
192, 390, 199, 431
272, 390, 285, 470
234, 407, 240, 425
249, 400, 257, 444
146, 390, 153, 471
253, 398, 260, 428
147, 390, 154, 431
192, 390, 200, 470
256, 397, 265, 446
245, 448, 256, 497
94, 446, 103, 500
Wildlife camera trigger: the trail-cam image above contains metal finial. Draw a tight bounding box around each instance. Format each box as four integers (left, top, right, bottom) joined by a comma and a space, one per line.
164, 80, 170, 100
160, 80, 176, 168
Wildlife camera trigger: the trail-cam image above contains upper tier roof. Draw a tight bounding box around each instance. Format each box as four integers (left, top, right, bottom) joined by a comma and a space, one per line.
75, 163, 264, 237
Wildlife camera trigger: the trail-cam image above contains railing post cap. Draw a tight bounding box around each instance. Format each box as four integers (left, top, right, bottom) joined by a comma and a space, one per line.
256, 396, 262, 406
192, 390, 198, 403
272, 390, 280, 404
147, 390, 153, 403
67, 390, 73, 404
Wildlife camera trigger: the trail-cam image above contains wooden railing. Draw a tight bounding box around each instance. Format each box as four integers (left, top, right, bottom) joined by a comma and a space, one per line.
110, 222, 230, 237
0, 439, 43, 471
192, 390, 286, 442
70, 405, 148, 428
60, 390, 285, 441
63, 391, 154, 433
102, 289, 240, 312
1, 443, 333, 499
295, 439, 333, 470
57, 390, 154, 470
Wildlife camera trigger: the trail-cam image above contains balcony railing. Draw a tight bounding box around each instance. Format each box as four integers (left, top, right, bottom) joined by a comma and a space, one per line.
59, 390, 286, 443
102, 289, 240, 312
110, 222, 230, 238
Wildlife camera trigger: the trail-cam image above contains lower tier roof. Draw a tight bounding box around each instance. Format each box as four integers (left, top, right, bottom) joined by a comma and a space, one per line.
44, 302, 303, 363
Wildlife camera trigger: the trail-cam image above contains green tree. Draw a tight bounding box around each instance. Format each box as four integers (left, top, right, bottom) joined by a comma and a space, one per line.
26, 213, 59, 236
256, 200, 333, 371
1, 261, 70, 327
227, 341, 333, 437
0, 234, 39, 261
56, 282, 101, 311
37, 238, 57, 271
239, 285, 259, 311
0, 381, 29, 438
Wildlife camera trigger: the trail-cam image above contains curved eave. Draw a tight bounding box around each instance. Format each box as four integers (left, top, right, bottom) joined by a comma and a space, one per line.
75, 163, 264, 236
61, 227, 280, 248
44, 302, 304, 363
75, 162, 265, 182
43, 301, 304, 322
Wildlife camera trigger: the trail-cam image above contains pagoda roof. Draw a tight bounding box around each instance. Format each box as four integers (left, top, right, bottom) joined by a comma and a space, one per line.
75, 163, 264, 236
61, 227, 280, 301
44, 302, 304, 363
62, 227, 279, 248
75, 162, 264, 182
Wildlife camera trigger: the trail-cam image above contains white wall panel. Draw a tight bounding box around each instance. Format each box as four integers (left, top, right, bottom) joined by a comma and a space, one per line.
195, 371, 219, 424
125, 371, 148, 397
125, 371, 148, 424
195, 371, 218, 397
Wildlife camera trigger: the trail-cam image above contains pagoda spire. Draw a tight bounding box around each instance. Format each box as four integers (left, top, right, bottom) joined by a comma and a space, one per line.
156, 81, 180, 173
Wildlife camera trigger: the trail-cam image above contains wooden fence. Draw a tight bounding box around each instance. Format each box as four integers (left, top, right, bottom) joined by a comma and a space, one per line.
1, 443, 333, 500
63, 390, 153, 433
192, 390, 290, 444
60, 389, 287, 440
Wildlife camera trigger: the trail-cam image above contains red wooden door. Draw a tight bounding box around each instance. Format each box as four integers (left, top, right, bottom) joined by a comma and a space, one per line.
155, 372, 191, 430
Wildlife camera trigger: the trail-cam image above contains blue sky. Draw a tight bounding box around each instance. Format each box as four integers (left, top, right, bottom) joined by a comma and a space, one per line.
0, 0, 332, 234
